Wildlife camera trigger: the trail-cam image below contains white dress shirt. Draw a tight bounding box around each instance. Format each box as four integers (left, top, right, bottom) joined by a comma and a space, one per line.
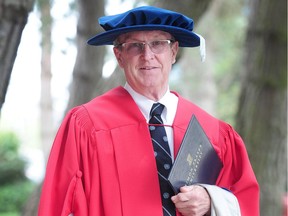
124, 83, 178, 159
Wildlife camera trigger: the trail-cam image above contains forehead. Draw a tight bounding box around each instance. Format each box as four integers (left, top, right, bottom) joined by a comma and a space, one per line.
116, 30, 173, 42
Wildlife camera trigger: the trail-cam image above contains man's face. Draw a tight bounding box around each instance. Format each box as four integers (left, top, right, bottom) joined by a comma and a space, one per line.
113, 30, 179, 99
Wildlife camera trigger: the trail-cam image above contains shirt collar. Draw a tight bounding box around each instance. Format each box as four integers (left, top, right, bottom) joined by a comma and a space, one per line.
124, 83, 178, 124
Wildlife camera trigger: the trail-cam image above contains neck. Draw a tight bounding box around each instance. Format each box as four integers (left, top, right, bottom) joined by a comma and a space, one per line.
140, 86, 168, 101
125, 82, 169, 101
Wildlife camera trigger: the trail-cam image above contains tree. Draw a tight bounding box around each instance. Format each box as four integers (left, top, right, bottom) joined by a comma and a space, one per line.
22, 0, 108, 214
236, 0, 287, 215
20, 1, 54, 214
38, 0, 54, 161
65, 0, 106, 111
0, 0, 35, 113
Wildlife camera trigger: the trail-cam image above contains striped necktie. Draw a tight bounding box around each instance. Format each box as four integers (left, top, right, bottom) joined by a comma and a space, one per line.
149, 103, 175, 216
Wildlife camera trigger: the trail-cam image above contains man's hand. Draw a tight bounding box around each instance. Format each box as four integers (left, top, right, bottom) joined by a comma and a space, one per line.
171, 185, 211, 216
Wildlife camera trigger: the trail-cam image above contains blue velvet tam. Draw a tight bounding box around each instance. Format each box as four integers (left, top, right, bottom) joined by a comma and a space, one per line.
87, 6, 202, 48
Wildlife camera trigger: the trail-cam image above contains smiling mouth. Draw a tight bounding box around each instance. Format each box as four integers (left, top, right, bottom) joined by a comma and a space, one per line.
140, 66, 157, 70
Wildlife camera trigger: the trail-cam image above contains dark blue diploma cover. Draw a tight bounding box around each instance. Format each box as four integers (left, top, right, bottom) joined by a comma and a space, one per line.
168, 115, 223, 193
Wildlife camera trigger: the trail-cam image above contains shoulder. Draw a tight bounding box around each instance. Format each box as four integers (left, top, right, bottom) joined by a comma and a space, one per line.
68, 86, 129, 118
67, 86, 145, 130
176, 94, 240, 147
84, 86, 130, 108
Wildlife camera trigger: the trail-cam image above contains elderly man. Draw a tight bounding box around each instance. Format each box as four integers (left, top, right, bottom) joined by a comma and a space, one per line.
38, 6, 259, 216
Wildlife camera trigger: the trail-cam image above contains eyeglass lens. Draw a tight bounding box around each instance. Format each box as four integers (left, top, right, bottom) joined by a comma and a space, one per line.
120, 40, 173, 55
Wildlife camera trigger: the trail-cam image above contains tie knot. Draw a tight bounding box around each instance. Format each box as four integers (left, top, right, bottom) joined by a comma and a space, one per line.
150, 103, 165, 117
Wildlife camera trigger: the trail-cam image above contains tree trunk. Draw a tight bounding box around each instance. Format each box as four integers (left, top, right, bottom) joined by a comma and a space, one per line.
22, 183, 42, 216
65, 0, 106, 111
38, 0, 54, 161
0, 0, 35, 113
175, 0, 220, 116
21, 0, 54, 215
153, 0, 211, 22
236, 0, 287, 215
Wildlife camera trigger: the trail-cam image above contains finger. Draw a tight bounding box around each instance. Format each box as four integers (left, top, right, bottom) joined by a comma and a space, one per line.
179, 185, 195, 193
172, 185, 196, 203
171, 193, 189, 203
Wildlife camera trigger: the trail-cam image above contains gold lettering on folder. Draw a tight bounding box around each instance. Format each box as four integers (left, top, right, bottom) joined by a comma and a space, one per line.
186, 154, 193, 166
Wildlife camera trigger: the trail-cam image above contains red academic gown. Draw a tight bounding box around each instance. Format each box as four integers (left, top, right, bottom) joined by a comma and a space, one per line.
38, 86, 259, 216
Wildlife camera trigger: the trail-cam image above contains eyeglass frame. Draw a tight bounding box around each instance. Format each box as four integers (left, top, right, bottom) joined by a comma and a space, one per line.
113, 39, 176, 55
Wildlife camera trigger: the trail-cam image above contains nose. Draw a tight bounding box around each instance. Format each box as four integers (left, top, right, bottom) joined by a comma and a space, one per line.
141, 43, 154, 59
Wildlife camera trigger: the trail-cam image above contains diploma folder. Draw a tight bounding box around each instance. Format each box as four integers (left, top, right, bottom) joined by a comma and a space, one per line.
168, 115, 222, 193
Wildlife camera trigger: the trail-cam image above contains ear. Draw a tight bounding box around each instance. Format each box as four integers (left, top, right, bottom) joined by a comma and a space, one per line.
171, 41, 179, 64
113, 47, 124, 68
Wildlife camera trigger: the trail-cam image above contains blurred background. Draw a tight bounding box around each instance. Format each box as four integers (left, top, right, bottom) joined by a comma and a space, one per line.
0, 0, 287, 215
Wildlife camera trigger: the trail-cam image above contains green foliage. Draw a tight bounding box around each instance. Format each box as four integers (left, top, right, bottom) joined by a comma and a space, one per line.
0, 131, 35, 214
0, 159, 27, 185
0, 213, 19, 216
0, 131, 27, 185
0, 182, 35, 213
0, 131, 19, 159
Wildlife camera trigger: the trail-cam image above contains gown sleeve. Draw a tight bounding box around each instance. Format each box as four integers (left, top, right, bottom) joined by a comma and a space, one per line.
216, 122, 260, 216
38, 107, 95, 216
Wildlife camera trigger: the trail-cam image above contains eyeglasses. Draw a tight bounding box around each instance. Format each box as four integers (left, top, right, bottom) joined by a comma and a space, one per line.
115, 39, 175, 55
